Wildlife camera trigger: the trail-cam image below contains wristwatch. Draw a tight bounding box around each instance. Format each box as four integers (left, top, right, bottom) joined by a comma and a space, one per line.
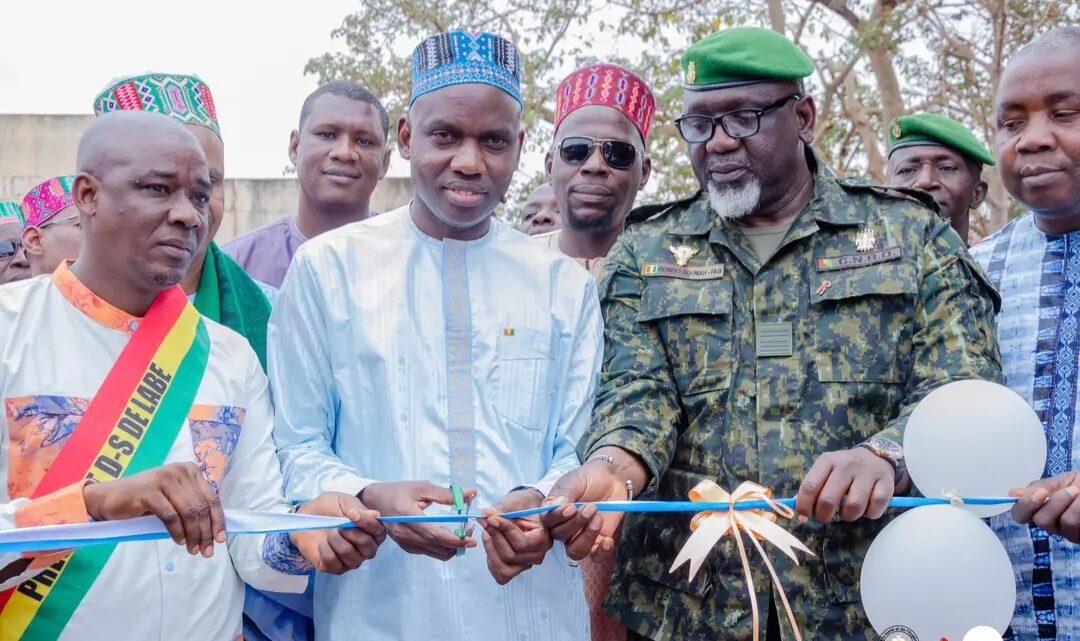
857, 437, 906, 485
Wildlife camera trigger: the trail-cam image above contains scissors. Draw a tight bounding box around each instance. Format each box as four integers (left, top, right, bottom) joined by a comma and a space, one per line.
450, 483, 472, 557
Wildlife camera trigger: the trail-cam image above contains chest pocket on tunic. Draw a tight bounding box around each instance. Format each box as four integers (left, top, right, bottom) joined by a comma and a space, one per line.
494, 327, 552, 430
637, 277, 734, 395
811, 260, 918, 384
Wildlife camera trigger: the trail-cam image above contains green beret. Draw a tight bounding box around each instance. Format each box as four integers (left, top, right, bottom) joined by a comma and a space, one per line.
888, 113, 995, 166
681, 27, 815, 91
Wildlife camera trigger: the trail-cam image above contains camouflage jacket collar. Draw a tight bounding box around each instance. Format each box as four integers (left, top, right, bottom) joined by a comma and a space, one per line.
665, 192, 712, 236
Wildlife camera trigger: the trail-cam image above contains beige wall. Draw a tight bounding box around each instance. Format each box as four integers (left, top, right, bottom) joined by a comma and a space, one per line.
216, 177, 413, 242
0, 114, 411, 241
0, 114, 91, 203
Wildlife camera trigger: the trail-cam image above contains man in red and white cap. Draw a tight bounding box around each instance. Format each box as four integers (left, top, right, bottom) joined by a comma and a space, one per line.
534, 63, 654, 641
536, 63, 654, 281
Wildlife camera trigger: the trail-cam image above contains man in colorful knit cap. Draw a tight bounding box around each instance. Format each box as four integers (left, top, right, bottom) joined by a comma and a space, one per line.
94, 74, 276, 367
540, 27, 1002, 641
21, 176, 82, 277
0, 202, 29, 285
971, 26, 1080, 640
886, 112, 994, 244
0, 110, 384, 641
269, 30, 599, 641
537, 63, 654, 283
224, 81, 391, 288
93, 72, 307, 641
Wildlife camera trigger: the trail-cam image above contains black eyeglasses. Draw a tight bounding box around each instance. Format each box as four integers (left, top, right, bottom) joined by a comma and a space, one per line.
0, 240, 22, 260
558, 136, 639, 170
675, 94, 800, 144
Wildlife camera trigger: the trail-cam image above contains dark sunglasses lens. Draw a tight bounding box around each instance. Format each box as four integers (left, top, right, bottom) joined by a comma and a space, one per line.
560, 138, 593, 164
0, 241, 17, 259
602, 141, 637, 169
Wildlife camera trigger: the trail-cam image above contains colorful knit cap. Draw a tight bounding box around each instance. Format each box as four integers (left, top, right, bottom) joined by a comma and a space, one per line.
22, 176, 76, 228
0, 202, 24, 227
93, 73, 220, 138
555, 63, 656, 142
410, 31, 522, 107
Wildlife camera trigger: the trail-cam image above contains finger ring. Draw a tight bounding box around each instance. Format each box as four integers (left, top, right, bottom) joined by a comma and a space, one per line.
568, 558, 580, 567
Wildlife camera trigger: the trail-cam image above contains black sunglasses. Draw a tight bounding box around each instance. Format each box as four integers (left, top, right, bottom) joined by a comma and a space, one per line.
0, 240, 21, 260
558, 136, 639, 170
675, 94, 800, 143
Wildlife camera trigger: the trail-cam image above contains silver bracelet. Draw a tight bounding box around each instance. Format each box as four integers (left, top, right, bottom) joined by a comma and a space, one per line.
587, 453, 634, 499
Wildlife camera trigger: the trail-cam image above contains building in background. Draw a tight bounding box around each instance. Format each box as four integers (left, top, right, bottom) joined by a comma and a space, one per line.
0, 114, 412, 242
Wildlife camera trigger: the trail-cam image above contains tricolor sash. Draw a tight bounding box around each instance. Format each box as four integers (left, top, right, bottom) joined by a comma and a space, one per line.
0, 286, 210, 641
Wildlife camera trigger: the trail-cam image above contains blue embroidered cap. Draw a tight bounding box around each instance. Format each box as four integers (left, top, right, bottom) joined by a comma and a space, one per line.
410, 31, 523, 107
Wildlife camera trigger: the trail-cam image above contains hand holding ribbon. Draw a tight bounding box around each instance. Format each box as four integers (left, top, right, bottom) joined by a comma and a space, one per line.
290, 492, 386, 574
359, 481, 477, 561
478, 488, 551, 584
669, 480, 814, 641
541, 449, 647, 560
1010, 470, 1080, 543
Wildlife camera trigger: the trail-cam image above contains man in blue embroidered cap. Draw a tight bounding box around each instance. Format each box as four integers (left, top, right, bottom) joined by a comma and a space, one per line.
269, 30, 599, 641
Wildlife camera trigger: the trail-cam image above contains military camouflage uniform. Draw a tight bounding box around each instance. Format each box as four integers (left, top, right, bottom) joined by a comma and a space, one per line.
580, 157, 1004, 640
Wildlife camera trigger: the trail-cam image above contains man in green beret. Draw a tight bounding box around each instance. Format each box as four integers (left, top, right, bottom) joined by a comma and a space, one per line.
886, 113, 994, 244
540, 26, 1003, 640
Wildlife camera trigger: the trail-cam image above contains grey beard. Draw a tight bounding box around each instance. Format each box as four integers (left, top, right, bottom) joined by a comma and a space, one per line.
707, 178, 762, 222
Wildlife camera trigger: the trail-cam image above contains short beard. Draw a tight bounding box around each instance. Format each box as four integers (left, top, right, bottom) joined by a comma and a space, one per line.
707, 178, 762, 222
564, 207, 616, 233
149, 270, 182, 288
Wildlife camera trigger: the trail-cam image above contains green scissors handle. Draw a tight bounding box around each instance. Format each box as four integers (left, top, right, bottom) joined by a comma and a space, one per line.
450, 484, 468, 557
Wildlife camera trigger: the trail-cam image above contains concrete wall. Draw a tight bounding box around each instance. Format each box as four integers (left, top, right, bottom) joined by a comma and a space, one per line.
217, 176, 413, 242
0, 115, 91, 203
0, 114, 412, 241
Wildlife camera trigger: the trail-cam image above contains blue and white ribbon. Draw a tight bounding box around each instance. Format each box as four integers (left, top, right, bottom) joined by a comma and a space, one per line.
0, 497, 1018, 554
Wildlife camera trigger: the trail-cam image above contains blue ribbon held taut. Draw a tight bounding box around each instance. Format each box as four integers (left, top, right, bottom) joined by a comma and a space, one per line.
0, 497, 1018, 555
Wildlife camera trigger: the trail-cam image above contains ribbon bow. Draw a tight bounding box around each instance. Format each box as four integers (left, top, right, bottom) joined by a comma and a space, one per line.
669, 480, 814, 641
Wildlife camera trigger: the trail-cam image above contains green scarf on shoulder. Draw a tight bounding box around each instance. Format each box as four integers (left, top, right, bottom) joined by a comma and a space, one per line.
193, 241, 272, 370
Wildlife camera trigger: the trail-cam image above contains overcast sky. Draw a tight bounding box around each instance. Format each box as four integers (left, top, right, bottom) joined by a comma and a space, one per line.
0, 0, 375, 178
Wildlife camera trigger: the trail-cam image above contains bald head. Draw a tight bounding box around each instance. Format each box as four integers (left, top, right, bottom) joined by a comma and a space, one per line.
1011, 26, 1080, 66
995, 25, 1080, 233
69, 110, 213, 312
76, 111, 207, 179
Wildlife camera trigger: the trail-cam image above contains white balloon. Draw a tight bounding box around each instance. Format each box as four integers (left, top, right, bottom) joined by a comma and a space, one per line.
963, 626, 1004, 641
861, 505, 1015, 639
904, 379, 1046, 516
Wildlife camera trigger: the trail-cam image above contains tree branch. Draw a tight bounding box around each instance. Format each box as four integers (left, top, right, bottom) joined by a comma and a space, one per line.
793, 0, 820, 43
819, 0, 862, 27
767, 0, 786, 32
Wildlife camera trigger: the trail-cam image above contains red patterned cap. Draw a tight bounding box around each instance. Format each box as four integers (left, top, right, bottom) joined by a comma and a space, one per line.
554, 63, 655, 142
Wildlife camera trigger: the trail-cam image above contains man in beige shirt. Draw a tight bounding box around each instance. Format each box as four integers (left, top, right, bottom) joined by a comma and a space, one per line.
537, 64, 655, 283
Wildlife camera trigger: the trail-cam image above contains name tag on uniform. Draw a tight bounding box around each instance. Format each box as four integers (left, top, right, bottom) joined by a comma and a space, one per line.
756, 322, 793, 358
816, 247, 904, 271
641, 263, 725, 280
